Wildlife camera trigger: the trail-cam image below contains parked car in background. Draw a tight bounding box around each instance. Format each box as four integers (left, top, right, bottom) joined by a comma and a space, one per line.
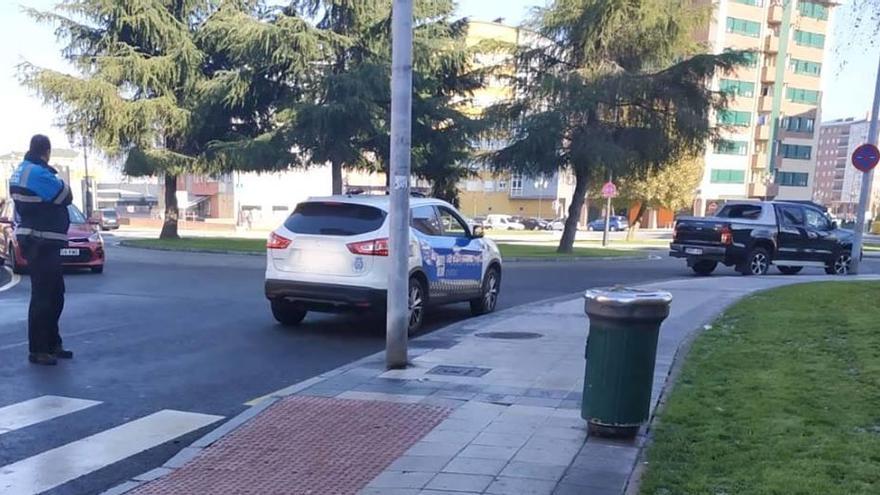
547, 218, 566, 231
265, 196, 503, 333
471, 216, 491, 230
588, 216, 629, 231
518, 217, 550, 231
0, 201, 105, 274
670, 201, 856, 276
96, 208, 120, 230
486, 214, 526, 231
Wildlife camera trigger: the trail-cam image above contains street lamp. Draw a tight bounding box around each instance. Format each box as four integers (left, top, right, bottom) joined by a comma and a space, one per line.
534, 177, 549, 219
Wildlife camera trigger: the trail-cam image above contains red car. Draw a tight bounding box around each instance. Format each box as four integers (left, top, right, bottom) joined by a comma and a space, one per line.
0, 200, 105, 274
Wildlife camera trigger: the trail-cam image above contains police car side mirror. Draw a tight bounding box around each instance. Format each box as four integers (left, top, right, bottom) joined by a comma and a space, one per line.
471, 225, 485, 238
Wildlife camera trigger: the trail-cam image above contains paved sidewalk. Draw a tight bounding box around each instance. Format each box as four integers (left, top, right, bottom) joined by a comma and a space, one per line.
109, 274, 877, 495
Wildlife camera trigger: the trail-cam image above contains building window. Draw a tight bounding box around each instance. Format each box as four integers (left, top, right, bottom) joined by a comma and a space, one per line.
718, 110, 752, 127
726, 17, 762, 38
719, 79, 756, 98
732, 0, 763, 5
710, 169, 746, 184
780, 144, 812, 160
510, 174, 523, 197
786, 87, 821, 105
794, 30, 825, 49
798, 1, 829, 20
714, 140, 749, 155
777, 171, 809, 187
790, 58, 822, 76
782, 116, 815, 132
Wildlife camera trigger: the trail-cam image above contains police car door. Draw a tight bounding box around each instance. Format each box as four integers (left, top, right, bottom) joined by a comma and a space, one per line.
435, 206, 483, 300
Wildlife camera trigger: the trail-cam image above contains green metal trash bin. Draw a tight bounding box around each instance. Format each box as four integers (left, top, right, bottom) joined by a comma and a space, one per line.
581, 287, 672, 438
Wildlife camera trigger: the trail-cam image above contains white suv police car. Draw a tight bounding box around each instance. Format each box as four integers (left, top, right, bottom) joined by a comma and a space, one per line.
264, 196, 503, 332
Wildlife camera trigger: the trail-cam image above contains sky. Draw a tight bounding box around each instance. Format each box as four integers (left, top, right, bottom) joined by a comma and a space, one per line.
0, 0, 875, 156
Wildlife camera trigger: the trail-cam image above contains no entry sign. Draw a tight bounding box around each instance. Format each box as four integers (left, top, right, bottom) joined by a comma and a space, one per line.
852, 143, 880, 173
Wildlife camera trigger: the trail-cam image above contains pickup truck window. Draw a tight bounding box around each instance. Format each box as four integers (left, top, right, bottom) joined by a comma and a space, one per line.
779, 206, 805, 226
805, 208, 831, 231
716, 204, 762, 220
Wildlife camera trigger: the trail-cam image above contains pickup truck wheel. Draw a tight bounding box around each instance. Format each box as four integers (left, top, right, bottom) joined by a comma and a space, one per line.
777, 266, 803, 275
691, 261, 717, 276
825, 252, 852, 275
740, 247, 770, 276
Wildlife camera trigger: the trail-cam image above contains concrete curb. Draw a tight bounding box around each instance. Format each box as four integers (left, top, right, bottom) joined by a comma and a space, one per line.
117, 241, 659, 263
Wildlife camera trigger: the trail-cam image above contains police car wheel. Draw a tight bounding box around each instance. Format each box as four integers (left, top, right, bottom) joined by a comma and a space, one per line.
470, 267, 500, 316
408, 277, 426, 335
270, 299, 307, 326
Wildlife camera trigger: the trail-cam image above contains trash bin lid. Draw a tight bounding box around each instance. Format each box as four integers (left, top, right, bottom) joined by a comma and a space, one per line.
584, 286, 673, 307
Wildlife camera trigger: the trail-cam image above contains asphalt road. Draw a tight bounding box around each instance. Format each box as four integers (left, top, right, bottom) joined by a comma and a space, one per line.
0, 243, 876, 495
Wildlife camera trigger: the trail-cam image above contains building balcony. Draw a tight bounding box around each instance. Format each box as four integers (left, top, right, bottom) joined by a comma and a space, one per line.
758, 96, 774, 112
761, 66, 776, 83
768, 5, 783, 24
752, 153, 769, 169
764, 35, 779, 54
755, 125, 770, 141
749, 182, 779, 198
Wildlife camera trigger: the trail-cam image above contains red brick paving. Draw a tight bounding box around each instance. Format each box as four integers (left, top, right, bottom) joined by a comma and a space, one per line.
131, 396, 450, 495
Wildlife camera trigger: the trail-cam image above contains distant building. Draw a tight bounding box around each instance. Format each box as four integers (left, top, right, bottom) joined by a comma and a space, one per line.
814, 117, 879, 219
457, 20, 577, 221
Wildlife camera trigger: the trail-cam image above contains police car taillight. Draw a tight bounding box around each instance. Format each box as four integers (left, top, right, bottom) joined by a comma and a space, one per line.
347, 238, 389, 256
267, 232, 292, 250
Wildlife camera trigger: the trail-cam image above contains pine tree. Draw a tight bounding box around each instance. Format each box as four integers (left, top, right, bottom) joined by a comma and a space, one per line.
486, 0, 747, 252
21, 1, 319, 239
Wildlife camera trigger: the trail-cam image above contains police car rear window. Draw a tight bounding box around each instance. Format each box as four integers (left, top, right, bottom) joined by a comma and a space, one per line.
284, 202, 386, 236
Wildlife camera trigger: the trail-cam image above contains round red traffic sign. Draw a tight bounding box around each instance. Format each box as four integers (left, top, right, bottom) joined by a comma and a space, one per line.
601, 181, 618, 198
852, 143, 880, 173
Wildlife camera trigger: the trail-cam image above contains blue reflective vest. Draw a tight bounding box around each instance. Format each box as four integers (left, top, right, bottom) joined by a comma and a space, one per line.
8, 155, 72, 245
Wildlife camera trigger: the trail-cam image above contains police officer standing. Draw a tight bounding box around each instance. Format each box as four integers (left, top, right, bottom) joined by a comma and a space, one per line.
8, 135, 74, 365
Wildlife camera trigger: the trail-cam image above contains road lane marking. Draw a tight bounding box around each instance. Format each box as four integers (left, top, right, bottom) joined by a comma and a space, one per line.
0, 409, 222, 495
0, 267, 21, 293
0, 396, 101, 435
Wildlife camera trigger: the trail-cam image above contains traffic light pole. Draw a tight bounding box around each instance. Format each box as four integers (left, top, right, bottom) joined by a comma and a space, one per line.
386, 0, 413, 368
850, 54, 880, 275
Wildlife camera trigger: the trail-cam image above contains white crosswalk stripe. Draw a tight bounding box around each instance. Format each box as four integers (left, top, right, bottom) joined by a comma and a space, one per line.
0, 395, 101, 435
0, 397, 223, 495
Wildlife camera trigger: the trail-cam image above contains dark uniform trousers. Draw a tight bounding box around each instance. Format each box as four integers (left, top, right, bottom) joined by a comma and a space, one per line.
20, 239, 65, 354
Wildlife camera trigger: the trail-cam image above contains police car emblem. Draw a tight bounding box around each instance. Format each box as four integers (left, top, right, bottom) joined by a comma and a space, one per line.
353, 257, 365, 272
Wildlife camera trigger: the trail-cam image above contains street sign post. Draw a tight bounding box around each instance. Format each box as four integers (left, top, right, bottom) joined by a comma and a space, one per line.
601, 180, 617, 247
852, 143, 880, 173
386, 0, 413, 368
850, 54, 880, 275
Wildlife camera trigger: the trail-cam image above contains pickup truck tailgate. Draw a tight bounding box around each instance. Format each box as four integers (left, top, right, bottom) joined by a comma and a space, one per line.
674, 217, 726, 245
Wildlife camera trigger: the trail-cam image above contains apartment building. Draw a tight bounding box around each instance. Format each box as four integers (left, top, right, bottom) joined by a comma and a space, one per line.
457, 20, 576, 221
815, 117, 879, 219
695, 0, 834, 215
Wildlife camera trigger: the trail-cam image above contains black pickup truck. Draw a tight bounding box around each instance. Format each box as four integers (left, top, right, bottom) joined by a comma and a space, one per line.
670, 201, 855, 276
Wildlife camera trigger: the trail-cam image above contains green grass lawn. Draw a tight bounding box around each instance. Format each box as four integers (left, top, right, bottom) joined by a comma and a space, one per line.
640, 282, 880, 495
864, 244, 880, 252
495, 243, 634, 258
124, 237, 265, 253
123, 237, 635, 258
